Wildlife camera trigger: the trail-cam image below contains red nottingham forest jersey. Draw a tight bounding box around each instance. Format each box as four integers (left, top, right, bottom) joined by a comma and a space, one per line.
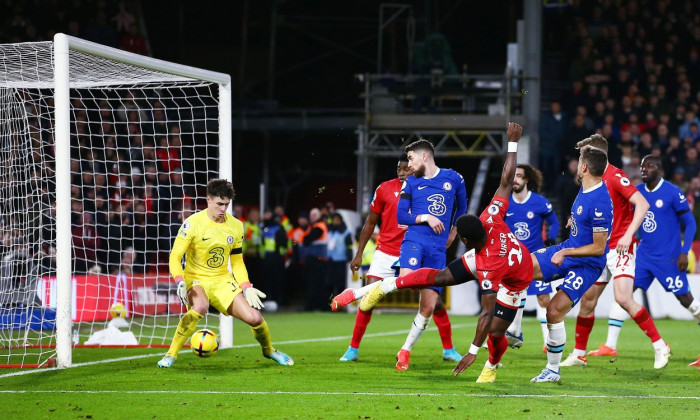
460, 195, 533, 292
602, 164, 638, 251
369, 178, 405, 256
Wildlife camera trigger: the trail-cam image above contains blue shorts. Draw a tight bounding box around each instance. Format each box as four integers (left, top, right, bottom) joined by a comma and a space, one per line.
534, 244, 606, 306
635, 254, 690, 295
527, 280, 553, 296
400, 239, 446, 294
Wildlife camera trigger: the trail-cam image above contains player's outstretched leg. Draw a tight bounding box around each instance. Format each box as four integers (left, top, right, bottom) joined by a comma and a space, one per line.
265, 349, 294, 365
396, 349, 410, 371
506, 298, 526, 349
689, 356, 700, 368
340, 346, 359, 362
589, 301, 627, 356
532, 321, 565, 383
157, 308, 204, 368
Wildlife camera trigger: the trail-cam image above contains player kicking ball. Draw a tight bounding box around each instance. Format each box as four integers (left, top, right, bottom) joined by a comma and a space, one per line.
157, 179, 293, 368
333, 122, 533, 383
333, 139, 614, 384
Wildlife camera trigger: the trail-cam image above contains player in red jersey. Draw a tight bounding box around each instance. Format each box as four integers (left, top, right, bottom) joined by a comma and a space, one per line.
332, 122, 532, 382
559, 134, 671, 370
337, 154, 415, 361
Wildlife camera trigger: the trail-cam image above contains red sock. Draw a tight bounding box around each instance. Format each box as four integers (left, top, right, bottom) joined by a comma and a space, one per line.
488, 333, 508, 365
574, 316, 595, 351
350, 309, 373, 348
632, 307, 661, 343
396, 268, 439, 289
432, 307, 453, 349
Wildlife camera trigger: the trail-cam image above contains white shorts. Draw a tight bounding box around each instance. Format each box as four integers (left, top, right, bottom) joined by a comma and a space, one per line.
497, 284, 527, 310
595, 246, 636, 284
366, 249, 400, 280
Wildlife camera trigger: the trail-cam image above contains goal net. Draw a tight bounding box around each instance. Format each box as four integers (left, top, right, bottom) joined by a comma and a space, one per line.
0, 34, 232, 368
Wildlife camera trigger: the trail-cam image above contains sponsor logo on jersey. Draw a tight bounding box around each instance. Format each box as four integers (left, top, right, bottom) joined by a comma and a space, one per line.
620, 177, 630, 186
642, 211, 657, 233
527, 211, 534, 219
576, 206, 583, 215
488, 205, 499, 215
394, 192, 399, 197
506, 212, 514, 216
656, 199, 663, 208
443, 182, 452, 191
418, 185, 428, 190
594, 209, 603, 217
227, 236, 234, 244
536, 248, 546, 254
679, 193, 686, 203
182, 221, 190, 231
408, 257, 418, 266
493, 200, 504, 207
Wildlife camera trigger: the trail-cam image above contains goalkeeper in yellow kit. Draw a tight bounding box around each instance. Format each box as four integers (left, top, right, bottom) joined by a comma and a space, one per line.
157, 179, 293, 368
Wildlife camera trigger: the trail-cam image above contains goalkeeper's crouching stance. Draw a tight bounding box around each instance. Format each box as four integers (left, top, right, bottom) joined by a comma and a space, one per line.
158, 179, 293, 368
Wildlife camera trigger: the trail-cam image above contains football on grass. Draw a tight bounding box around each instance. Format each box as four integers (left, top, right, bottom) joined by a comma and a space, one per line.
190, 329, 219, 358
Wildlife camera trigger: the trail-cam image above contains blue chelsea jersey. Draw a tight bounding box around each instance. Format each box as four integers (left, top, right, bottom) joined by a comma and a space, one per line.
505, 191, 559, 252
563, 182, 613, 264
397, 167, 468, 248
637, 178, 691, 259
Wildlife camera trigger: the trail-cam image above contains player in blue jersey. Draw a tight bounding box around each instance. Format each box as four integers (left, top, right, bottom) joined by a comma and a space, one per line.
393, 138, 468, 370
530, 145, 613, 383
594, 155, 700, 366
504, 164, 560, 351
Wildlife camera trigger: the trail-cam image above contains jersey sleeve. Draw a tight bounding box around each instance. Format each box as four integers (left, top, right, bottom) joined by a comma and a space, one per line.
230, 221, 250, 286
589, 203, 612, 233
542, 198, 560, 239
452, 172, 468, 224
610, 173, 638, 200
480, 196, 509, 225
169, 218, 196, 279
397, 178, 414, 225
369, 184, 385, 215
672, 188, 691, 215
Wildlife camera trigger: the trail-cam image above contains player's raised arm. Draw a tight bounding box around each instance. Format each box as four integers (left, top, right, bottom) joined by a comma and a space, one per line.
494, 122, 523, 199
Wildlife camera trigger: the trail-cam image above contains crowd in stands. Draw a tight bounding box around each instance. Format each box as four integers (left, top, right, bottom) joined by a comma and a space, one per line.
541, 0, 700, 239
235, 202, 354, 311
0, 0, 147, 54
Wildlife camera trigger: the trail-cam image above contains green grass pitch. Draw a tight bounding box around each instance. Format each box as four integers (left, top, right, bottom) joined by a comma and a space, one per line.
1, 312, 699, 419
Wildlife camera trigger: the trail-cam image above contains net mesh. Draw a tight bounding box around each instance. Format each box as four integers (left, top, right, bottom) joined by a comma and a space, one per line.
0, 41, 224, 367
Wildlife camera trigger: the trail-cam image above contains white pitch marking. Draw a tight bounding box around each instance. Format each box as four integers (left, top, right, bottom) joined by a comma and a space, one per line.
0, 323, 474, 379
0, 390, 697, 400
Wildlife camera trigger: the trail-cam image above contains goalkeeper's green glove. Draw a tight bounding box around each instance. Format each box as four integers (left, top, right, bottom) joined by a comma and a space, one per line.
240, 282, 266, 310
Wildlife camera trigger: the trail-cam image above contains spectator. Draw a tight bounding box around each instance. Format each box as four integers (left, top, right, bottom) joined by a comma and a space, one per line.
554, 158, 580, 241
72, 211, 101, 273
112, 1, 136, 33
326, 212, 352, 299
261, 209, 288, 306
682, 147, 700, 180
119, 24, 148, 55
539, 101, 567, 189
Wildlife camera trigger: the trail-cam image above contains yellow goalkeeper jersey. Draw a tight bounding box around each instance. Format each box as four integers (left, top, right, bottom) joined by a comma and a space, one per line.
169, 209, 250, 285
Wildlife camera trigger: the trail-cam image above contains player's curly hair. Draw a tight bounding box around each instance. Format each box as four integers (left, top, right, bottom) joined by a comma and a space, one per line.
207, 179, 235, 199
405, 139, 435, 155
576, 133, 608, 153
456, 214, 486, 244
579, 146, 607, 177
516, 163, 543, 193
398, 152, 408, 162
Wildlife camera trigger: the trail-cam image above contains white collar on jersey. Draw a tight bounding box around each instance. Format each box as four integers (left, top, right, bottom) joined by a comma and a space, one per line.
424, 167, 441, 180
582, 181, 604, 193
512, 190, 531, 204
644, 177, 664, 193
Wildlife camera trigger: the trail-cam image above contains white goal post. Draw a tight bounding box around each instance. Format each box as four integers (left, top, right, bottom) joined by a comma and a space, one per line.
0, 33, 233, 368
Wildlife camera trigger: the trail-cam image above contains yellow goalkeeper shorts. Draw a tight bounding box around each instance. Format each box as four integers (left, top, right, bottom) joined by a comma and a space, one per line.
187, 277, 242, 315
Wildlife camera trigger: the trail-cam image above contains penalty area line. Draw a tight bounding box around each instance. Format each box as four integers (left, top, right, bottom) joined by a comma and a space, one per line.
0, 323, 474, 379
0, 390, 697, 400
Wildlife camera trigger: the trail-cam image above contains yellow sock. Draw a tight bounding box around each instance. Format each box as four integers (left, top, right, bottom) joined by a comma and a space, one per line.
251, 320, 274, 357
166, 309, 204, 358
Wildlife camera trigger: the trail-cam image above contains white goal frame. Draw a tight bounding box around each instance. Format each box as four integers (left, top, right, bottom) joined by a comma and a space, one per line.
52, 33, 233, 368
